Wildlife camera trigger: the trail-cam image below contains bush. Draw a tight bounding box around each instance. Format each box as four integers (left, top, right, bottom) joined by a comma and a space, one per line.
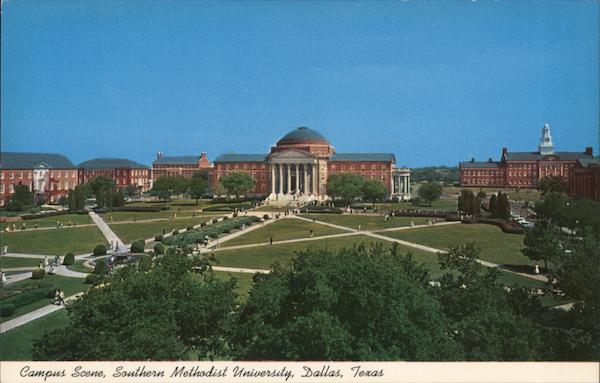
130, 240, 145, 253
154, 234, 163, 242
153, 243, 167, 255
31, 269, 45, 279
263, 214, 270, 220
223, 216, 229, 220
93, 260, 108, 275
62, 253, 75, 266
1, 287, 49, 307
200, 222, 206, 227
93, 244, 107, 256
172, 229, 179, 235
85, 274, 100, 285
187, 226, 194, 231
0, 304, 16, 317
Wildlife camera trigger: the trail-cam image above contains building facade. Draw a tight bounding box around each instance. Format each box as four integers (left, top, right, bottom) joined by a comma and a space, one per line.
460, 124, 593, 189
569, 158, 600, 201
212, 127, 411, 202
0, 152, 78, 206
152, 152, 212, 179
79, 158, 152, 193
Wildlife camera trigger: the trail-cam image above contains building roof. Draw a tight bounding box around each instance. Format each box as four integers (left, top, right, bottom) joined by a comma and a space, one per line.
79, 158, 148, 169
213, 154, 268, 163
0, 152, 76, 169
577, 158, 600, 168
277, 127, 328, 143
460, 161, 501, 169
505, 151, 592, 161
330, 153, 395, 162
153, 156, 200, 165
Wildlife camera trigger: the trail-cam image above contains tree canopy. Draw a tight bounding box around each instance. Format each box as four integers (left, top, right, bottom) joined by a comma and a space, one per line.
189, 171, 209, 205
219, 172, 255, 199
5, 184, 34, 211
538, 176, 568, 195
151, 176, 189, 201
362, 180, 387, 207
326, 173, 365, 205
417, 182, 443, 206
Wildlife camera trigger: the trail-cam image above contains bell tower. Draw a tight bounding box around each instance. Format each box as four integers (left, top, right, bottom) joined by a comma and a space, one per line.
539, 123, 554, 155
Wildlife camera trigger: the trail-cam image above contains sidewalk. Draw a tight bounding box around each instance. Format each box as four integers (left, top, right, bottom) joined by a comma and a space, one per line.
88, 211, 127, 251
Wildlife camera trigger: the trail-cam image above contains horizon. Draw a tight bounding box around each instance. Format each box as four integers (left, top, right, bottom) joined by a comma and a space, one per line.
2, 1, 599, 167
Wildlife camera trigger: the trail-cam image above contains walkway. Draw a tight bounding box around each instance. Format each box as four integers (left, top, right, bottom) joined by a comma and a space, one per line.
88, 211, 127, 251
0, 293, 83, 334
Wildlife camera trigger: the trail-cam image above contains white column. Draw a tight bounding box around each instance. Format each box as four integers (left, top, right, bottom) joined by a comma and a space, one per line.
295, 164, 299, 194
286, 164, 292, 194
303, 165, 308, 194
278, 164, 283, 194
271, 165, 275, 194
312, 164, 317, 195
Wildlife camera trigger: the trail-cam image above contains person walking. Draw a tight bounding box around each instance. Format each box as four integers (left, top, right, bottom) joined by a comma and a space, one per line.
269, 236, 273, 245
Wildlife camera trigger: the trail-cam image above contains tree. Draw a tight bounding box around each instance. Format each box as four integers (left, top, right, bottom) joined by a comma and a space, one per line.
151, 176, 188, 201
459, 190, 476, 216
189, 172, 208, 205
114, 188, 125, 208
219, 172, 255, 200
32, 250, 237, 360
522, 220, 563, 271
57, 196, 68, 207
95, 188, 106, 209
230, 244, 461, 360
362, 180, 387, 207
5, 184, 34, 211
417, 182, 443, 206
477, 190, 487, 199
489, 194, 497, 218
538, 176, 568, 195
495, 192, 510, 221
326, 173, 365, 206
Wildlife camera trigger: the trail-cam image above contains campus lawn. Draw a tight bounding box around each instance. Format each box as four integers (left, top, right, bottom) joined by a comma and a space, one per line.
442, 186, 542, 202
0, 227, 108, 255
0, 309, 69, 360
109, 217, 217, 243
67, 260, 94, 274
0, 274, 86, 323
0, 257, 41, 269
379, 223, 533, 267
221, 218, 346, 247
0, 213, 93, 231
299, 213, 431, 231
100, 210, 214, 223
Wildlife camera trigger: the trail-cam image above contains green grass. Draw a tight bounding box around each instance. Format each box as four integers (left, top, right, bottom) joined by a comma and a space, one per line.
0, 309, 69, 360
221, 218, 346, 247
212, 271, 254, 302
379, 223, 533, 267
0, 227, 108, 255
300, 214, 431, 231
442, 186, 542, 202
101, 210, 213, 223
1, 213, 92, 231
0, 257, 41, 268
109, 216, 217, 243
0, 274, 86, 323
67, 260, 94, 273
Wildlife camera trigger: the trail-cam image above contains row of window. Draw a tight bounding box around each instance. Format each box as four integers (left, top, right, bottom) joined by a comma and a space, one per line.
463, 170, 504, 176
1, 182, 71, 193
0, 170, 78, 180
331, 164, 387, 171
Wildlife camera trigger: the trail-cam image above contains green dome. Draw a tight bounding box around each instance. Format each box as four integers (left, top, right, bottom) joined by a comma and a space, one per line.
278, 127, 328, 143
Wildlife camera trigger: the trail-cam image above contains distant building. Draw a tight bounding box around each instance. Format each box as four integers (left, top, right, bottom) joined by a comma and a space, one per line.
79, 158, 152, 193
459, 124, 593, 189
152, 152, 212, 179
212, 126, 410, 202
569, 158, 600, 201
0, 152, 77, 206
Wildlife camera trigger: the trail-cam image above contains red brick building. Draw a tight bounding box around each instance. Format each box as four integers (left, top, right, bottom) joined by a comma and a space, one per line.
212, 127, 411, 202
0, 152, 78, 206
569, 158, 600, 201
152, 152, 212, 179
460, 124, 593, 189
79, 158, 152, 193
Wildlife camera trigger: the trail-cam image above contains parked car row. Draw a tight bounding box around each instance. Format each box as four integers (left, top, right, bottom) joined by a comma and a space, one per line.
510, 213, 534, 229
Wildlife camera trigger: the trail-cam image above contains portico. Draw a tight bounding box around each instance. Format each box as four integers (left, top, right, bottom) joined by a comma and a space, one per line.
269, 149, 319, 196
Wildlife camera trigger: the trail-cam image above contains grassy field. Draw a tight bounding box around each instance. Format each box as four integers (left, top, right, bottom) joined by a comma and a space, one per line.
100, 210, 215, 223
109, 216, 217, 243
221, 218, 346, 247
442, 186, 542, 202
210, 271, 254, 302
379, 223, 533, 267
0, 257, 41, 268
1, 214, 92, 231
0, 227, 108, 255
125, 199, 254, 211
300, 214, 431, 231
0, 274, 86, 323
0, 309, 69, 360
369, 198, 458, 212
67, 260, 94, 274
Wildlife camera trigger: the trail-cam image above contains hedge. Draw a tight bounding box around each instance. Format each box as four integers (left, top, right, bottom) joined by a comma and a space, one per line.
130, 240, 146, 253
20, 210, 88, 221
154, 234, 163, 242
153, 243, 167, 255
465, 218, 525, 234
187, 226, 194, 231
93, 244, 107, 256
93, 260, 108, 275
62, 253, 75, 266
85, 274, 100, 285
0, 287, 49, 308
31, 269, 45, 279
164, 216, 260, 246
0, 304, 15, 317
300, 206, 343, 214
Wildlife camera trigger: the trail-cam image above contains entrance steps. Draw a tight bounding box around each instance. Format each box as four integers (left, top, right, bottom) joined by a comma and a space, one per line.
264, 193, 317, 207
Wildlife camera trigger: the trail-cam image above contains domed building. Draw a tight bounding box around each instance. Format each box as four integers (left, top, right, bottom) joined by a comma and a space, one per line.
212, 127, 411, 203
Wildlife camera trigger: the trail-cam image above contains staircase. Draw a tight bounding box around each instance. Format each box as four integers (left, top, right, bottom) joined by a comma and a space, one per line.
264, 193, 317, 207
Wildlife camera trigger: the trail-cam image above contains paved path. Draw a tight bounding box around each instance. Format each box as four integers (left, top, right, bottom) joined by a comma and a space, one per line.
2, 272, 32, 285
1, 224, 96, 233
88, 211, 127, 251
2, 252, 51, 259
294, 215, 357, 232
212, 266, 269, 274
375, 220, 461, 232
0, 293, 83, 334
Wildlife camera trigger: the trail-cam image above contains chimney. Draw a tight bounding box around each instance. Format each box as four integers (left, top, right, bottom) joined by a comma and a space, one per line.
502, 148, 507, 155
488, 158, 493, 162
156, 151, 163, 160
585, 147, 593, 155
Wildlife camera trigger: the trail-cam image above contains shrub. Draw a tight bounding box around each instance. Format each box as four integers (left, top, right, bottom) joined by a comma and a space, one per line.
2, 287, 49, 307
93, 244, 107, 256
223, 216, 229, 220
187, 226, 194, 231
200, 222, 206, 227
172, 229, 179, 235
31, 269, 45, 279
62, 253, 75, 266
209, 232, 219, 238
212, 219, 219, 224
0, 304, 16, 317
154, 234, 163, 242
85, 274, 100, 285
93, 260, 108, 275
263, 214, 270, 220
130, 240, 145, 253
153, 243, 167, 255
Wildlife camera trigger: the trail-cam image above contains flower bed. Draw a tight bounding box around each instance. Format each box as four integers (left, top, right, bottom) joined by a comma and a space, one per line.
163, 216, 260, 246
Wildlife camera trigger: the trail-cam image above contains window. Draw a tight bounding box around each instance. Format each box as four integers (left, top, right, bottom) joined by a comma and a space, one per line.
10, 172, 14, 179
10, 184, 15, 193
361, 165, 365, 170
371, 164, 376, 170
382, 165, 387, 171
350, 165, 355, 171
341, 165, 345, 171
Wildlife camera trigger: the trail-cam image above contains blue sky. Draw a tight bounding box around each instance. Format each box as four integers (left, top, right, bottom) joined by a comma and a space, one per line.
1, 1, 598, 167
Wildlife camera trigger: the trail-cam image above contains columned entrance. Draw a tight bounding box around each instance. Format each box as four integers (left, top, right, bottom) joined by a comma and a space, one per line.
271, 162, 317, 196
